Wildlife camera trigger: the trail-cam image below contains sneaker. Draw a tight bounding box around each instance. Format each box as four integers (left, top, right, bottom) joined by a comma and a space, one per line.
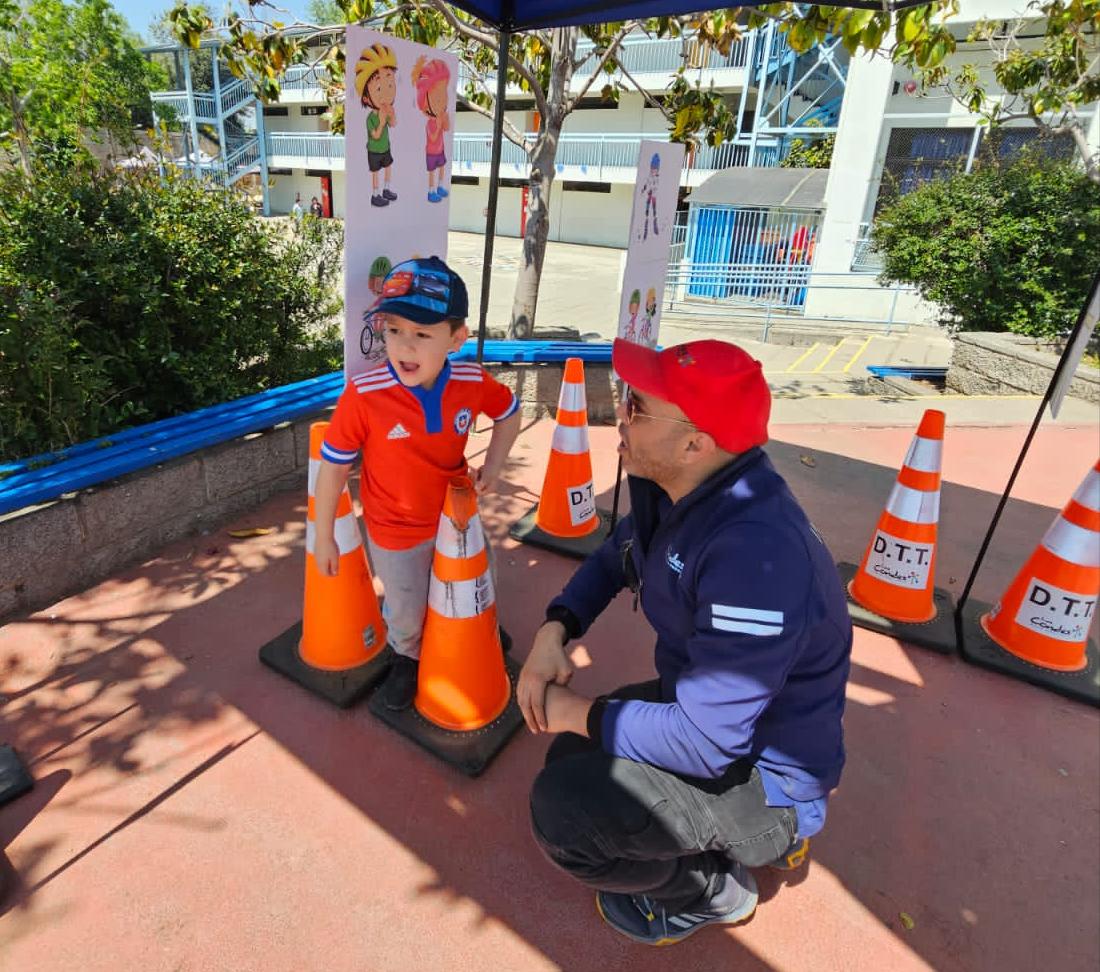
381, 654, 418, 711
436, 186, 449, 198
595, 865, 757, 946
428, 190, 441, 203
769, 837, 809, 871
382, 188, 398, 201
371, 194, 388, 208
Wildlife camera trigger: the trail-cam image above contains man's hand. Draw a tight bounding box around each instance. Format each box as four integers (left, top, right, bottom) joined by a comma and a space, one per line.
517, 621, 574, 733
313, 535, 340, 576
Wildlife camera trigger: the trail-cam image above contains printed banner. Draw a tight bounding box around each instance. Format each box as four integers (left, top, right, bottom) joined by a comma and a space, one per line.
344, 27, 458, 376
616, 140, 685, 350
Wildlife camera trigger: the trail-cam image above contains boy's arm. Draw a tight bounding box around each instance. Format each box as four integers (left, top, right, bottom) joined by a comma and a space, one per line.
313, 460, 352, 575
474, 409, 520, 495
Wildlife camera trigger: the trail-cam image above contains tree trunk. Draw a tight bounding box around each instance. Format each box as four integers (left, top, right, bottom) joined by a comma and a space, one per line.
508, 28, 577, 339
1067, 123, 1100, 185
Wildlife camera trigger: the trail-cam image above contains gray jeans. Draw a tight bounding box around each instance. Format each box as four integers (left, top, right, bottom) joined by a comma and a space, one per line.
366, 536, 435, 660
366, 534, 497, 660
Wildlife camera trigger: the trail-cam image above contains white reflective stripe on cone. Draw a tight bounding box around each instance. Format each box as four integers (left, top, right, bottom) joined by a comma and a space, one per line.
428, 572, 496, 619
308, 458, 321, 497
305, 513, 361, 557
435, 512, 487, 560
1042, 516, 1100, 567
1072, 468, 1100, 513
885, 483, 941, 524
558, 381, 587, 412
552, 423, 590, 455
903, 436, 942, 474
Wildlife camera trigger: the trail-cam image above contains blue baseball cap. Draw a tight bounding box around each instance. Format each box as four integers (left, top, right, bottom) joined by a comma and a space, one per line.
375, 256, 469, 325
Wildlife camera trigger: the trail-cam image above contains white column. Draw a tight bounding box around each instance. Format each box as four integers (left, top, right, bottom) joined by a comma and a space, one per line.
812, 50, 894, 278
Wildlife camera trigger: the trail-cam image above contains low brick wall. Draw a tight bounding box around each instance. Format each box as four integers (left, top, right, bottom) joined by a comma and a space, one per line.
946, 332, 1100, 403
0, 362, 617, 622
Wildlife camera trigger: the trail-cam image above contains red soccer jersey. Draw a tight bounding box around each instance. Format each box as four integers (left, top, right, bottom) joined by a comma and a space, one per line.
322, 360, 518, 549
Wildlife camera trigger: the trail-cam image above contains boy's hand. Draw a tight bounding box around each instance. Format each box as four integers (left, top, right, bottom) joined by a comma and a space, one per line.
472, 464, 500, 495
313, 535, 340, 576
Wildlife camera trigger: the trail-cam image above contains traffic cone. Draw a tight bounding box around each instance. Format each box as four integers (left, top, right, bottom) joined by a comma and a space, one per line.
259, 422, 391, 707
371, 476, 523, 775
980, 459, 1099, 672
838, 410, 955, 653
510, 358, 611, 559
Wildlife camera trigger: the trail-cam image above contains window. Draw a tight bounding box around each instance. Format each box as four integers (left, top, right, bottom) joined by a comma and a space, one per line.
301, 106, 327, 117
562, 181, 611, 193
306, 169, 330, 177
978, 128, 1075, 165
574, 96, 618, 110
499, 178, 528, 189
263, 106, 289, 117
268, 167, 293, 175
875, 126, 975, 212
451, 176, 479, 186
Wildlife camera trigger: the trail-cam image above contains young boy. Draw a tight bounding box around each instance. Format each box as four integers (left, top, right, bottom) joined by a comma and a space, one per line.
313, 257, 522, 710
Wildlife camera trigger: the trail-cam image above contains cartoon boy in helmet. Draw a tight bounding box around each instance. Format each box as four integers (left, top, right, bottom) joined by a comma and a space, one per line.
361, 255, 393, 361
624, 288, 641, 341
639, 286, 658, 346
356, 43, 398, 208
641, 152, 660, 240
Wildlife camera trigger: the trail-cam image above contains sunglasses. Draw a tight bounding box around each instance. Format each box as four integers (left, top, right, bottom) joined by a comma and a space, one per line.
623, 386, 695, 428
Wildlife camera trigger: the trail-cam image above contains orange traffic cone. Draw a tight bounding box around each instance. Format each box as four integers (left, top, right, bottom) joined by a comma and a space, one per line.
371, 476, 523, 774
259, 421, 390, 707
511, 358, 610, 560
980, 459, 1099, 672
849, 410, 945, 624
536, 357, 600, 539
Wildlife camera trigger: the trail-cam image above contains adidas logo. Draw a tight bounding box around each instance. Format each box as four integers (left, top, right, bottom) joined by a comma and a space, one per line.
387, 423, 410, 440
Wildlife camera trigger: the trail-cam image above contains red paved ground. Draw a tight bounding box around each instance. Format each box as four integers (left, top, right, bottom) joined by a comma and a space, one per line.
2, 419, 1098, 972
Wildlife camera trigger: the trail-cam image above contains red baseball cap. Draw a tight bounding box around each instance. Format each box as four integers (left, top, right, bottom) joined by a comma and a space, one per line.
613, 338, 771, 454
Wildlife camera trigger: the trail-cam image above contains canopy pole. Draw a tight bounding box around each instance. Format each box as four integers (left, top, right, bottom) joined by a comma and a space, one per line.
476, 28, 512, 364
954, 266, 1100, 631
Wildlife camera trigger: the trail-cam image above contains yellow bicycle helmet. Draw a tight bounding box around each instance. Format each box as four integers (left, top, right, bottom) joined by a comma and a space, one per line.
355, 43, 397, 101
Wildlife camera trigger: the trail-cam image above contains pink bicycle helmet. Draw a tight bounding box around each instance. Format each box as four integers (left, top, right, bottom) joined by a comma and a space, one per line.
413, 56, 450, 115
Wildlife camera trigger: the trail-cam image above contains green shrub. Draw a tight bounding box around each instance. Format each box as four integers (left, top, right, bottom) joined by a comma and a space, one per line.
0, 162, 343, 459
871, 154, 1100, 337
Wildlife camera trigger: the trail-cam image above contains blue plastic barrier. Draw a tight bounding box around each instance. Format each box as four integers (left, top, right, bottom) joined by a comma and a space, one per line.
0, 340, 611, 515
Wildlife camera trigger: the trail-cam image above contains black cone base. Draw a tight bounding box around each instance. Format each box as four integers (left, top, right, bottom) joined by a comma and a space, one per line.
510, 504, 612, 560
0, 745, 33, 807
836, 562, 957, 655
259, 621, 391, 709
369, 656, 525, 777
957, 600, 1099, 708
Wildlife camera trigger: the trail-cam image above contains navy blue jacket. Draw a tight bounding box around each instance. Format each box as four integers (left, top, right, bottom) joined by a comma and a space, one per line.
548, 448, 852, 802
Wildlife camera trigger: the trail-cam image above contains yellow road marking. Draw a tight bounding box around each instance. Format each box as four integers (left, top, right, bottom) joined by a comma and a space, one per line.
785, 343, 820, 373
811, 339, 847, 373
842, 335, 875, 373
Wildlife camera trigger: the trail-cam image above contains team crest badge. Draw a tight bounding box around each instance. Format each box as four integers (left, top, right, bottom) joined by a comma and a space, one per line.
454, 407, 472, 434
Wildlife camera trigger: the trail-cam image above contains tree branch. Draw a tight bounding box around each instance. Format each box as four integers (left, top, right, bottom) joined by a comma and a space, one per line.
617, 59, 674, 121
569, 23, 636, 107
427, 0, 550, 120
455, 94, 527, 148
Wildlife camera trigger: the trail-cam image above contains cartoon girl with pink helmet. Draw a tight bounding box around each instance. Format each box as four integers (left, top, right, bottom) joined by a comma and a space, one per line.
412, 56, 451, 203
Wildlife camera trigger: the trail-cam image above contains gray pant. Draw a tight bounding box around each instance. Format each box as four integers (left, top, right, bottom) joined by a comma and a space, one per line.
366, 534, 498, 660
530, 680, 799, 912
367, 536, 435, 660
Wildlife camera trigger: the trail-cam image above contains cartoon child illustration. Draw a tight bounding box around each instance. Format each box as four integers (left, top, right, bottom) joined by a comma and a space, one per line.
639, 286, 658, 346
355, 44, 398, 208
360, 255, 392, 360
640, 152, 660, 240
412, 55, 451, 203
624, 288, 641, 341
